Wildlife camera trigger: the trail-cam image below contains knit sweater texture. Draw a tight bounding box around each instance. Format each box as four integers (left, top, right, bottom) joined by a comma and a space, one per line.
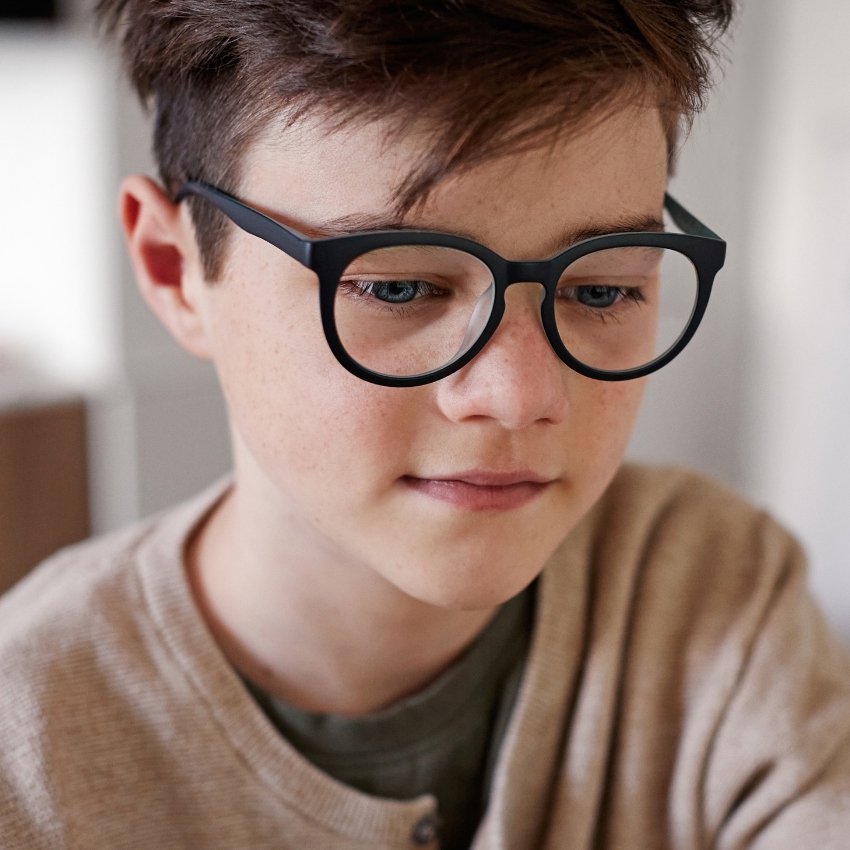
1, 464, 850, 849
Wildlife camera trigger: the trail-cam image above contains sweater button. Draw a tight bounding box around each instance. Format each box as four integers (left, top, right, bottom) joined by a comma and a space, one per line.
411, 813, 441, 846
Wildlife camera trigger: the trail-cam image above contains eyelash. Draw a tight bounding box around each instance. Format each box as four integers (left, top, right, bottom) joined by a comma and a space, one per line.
338, 278, 447, 314
555, 285, 647, 321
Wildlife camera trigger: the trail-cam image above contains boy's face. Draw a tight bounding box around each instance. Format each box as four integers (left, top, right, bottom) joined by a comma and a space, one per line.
183, 105, 668, 610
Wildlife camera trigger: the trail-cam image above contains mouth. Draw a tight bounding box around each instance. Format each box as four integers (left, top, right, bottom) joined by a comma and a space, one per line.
401, 470, 554, 512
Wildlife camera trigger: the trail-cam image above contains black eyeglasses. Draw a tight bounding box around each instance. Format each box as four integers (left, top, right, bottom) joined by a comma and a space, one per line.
176, 181, 726, 387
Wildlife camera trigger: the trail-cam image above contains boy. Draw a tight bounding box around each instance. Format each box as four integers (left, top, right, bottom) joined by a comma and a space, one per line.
2, 0, 850, 847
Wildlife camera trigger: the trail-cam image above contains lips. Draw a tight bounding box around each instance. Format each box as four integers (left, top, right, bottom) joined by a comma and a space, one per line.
401, 471, 554, 512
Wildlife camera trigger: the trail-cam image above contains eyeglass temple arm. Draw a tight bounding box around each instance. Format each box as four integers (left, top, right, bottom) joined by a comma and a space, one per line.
663, 193, 722, 241
175, 181, 312, 266
176, 183, 720, 261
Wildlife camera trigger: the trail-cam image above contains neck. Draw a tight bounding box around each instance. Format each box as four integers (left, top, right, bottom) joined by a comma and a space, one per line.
186, 447, 498, 717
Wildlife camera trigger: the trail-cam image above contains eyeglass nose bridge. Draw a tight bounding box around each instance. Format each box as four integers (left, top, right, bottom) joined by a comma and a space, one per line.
504, 259, 553, 287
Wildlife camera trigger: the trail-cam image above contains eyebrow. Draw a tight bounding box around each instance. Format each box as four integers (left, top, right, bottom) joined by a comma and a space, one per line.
307, 211, 666, 255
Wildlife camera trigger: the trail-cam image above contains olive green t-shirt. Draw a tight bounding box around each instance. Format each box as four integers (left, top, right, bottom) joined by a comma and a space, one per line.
247, 585, 534, 850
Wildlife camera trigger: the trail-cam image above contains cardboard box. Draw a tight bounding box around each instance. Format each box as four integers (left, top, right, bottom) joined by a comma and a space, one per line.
0, 400, 89, 597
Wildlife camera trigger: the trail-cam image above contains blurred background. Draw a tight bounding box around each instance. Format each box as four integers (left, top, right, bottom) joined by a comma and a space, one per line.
2, 0, 850, 638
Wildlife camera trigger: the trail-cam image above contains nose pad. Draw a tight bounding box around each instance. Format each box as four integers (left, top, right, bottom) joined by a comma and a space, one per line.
452, 282, 495, 361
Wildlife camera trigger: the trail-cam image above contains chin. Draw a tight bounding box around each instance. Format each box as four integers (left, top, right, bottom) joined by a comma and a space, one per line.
388, 501, 583, 606
381, 544, 549, 611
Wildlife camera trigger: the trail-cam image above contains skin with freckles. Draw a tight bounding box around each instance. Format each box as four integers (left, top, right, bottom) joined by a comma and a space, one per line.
119, 104, 668, 715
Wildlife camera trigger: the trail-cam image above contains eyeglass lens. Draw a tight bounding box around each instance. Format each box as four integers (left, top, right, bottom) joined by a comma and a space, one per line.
333, 244, 698, 379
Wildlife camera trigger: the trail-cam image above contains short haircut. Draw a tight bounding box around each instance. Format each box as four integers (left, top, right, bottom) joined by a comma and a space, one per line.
96, 0, 734, 280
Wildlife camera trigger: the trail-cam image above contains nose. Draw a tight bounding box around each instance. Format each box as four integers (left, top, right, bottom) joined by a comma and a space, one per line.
436, 282, 570, 429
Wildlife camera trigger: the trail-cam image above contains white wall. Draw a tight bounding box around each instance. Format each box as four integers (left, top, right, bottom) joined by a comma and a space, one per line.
741, 0, 850, 640
0, 22, 231, 533
0, 30, 118, 392
0, 27, 143, 533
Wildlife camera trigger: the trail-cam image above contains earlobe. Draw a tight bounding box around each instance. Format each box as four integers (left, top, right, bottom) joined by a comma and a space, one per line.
119, 175, 214, 360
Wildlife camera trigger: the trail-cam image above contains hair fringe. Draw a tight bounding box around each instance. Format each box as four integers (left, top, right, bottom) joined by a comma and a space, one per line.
95, 0, 735, 279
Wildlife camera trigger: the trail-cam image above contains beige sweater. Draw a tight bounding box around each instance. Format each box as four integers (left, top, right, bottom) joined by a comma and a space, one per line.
2, 465, 850, 850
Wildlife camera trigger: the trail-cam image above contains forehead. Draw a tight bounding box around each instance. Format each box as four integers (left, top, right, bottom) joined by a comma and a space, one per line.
242, 105, 668, 259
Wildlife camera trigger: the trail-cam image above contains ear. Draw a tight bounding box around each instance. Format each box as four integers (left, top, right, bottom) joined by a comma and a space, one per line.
119, 175, 214, 360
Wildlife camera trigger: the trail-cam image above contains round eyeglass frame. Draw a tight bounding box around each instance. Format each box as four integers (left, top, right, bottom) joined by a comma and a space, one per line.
176, 181, 727, 387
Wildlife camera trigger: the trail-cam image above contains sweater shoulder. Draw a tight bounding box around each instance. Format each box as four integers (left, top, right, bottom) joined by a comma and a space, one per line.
597, 462, 794, 558
0, 479, 228, 666
608, 462, 763, 521
0, 518, 159, 662
558, 463, 804, 643
0, 518, 170, 843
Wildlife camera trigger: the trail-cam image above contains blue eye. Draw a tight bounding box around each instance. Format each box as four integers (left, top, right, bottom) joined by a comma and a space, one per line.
574, 285, 622, 309
367, 280, 421, 303
344, 279, 443, 305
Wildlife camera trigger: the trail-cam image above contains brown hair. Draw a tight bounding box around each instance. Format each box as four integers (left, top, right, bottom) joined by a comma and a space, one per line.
96, 0, 734, 280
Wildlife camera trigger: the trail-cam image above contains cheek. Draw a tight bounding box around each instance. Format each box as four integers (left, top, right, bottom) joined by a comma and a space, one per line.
205, 244, 423, 506
564, 375, 646, 490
